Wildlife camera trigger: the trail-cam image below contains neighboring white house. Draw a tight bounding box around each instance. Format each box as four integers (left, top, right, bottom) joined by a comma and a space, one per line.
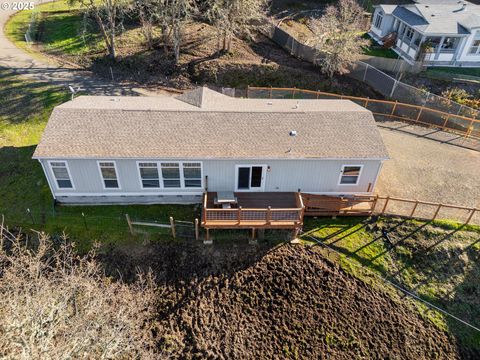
369, 0, 480, 67
33, 87, 389, 205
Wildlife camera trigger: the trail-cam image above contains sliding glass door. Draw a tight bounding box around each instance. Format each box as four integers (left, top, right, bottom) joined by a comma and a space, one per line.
236, 165, 266, 191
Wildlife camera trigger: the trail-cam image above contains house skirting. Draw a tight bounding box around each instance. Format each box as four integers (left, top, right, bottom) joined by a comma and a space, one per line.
55, 194, 203, 205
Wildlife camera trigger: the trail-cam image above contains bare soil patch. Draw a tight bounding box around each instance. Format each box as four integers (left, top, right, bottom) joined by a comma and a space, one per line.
101, 241, 464, 359
36, 16, 381, 97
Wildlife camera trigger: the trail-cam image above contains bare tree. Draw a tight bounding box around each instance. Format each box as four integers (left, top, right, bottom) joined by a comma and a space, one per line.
309, 0, 368, 77
207, 0, 268, 53
133, 0, 157, 49
0, 228, 157, 358
70, 0, 128, 60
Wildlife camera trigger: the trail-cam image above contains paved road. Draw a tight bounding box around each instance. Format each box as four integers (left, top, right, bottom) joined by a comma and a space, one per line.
0, 0, 149, 95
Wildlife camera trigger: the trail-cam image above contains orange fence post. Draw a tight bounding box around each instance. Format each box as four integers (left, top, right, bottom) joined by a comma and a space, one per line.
465, 208, 476, 225
432, 204, 442, 220
381, 196, 390, 215
410, 200, 419, 218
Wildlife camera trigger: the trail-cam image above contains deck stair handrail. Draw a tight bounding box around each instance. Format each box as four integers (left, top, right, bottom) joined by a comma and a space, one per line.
246, 86, 480, 140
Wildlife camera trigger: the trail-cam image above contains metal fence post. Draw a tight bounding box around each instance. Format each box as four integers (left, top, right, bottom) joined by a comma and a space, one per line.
363, 64, 369, 81
389, 79, 398, 98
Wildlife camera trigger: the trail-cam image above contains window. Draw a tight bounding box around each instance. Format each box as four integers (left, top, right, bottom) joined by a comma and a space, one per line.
339, 165, 362, 185
441, 37, 459, 52
374, 12, 383, 29
161, 163, 181, 188
98, 161, 119, 189
406, 28, 413, 40
183, 162, 202, 188
468, 32, 480, 55
139, 162, 160, 188
50, 161, 73, 189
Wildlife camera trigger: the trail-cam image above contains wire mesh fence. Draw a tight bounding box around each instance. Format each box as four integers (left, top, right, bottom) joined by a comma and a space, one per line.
265, 22, 480, 122
247, 86, 480, 139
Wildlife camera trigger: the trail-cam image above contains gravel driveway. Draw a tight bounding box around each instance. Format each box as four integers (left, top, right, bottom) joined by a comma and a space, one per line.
375, 124, 480, 222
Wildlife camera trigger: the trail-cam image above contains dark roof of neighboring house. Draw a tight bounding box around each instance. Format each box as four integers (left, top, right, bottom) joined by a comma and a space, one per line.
33, 87, 389, 160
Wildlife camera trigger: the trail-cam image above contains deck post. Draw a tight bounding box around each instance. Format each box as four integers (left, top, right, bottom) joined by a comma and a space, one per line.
169, 216, 176, 239
195, 218, 199, 241
125, 214, 134, 235
204, 228, 212, 244
237, 206, 242, 225
266, 206, 271, 225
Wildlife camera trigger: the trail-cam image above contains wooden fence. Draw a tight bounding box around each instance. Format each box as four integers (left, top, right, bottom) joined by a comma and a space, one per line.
301, 193, 478, 225
125, 214, 200, 240
246, 86, 480, 140
375, 196, 478, 225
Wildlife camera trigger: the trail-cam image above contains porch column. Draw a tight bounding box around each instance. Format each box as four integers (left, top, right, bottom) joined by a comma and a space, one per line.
408, 31, 420, 57
398, 23, 405, 47
435, 36, 445, 60
416, 34, 426, 61
453, 37, 467, 62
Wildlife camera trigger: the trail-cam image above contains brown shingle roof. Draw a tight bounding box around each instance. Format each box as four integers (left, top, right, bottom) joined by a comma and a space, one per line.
33, 88, 389, 160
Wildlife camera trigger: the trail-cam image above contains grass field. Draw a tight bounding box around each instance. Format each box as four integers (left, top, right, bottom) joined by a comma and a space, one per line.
0, 69, 196, 251
362, 33, 398, 59
302, 216, 480, 351
4, 1, 102, 57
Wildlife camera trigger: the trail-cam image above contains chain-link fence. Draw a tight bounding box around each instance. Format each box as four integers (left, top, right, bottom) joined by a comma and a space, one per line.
266, 23, 480, 122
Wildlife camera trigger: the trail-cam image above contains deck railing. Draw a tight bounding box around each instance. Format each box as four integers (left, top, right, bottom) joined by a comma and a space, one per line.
202, 193, 304, 228
246, 86, 480, 140
302, 194, 377, 216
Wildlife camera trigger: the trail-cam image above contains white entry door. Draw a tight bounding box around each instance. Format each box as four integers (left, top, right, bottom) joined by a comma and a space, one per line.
235, 165, 266, 191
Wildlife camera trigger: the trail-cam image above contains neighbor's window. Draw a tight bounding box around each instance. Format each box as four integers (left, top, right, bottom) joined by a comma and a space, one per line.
183, 162, 202, 188
98, 162, 119, 189
374, 12, 383, 28
340, 165, 362, 185
405, 27, 414, 42
139, 162, 160, 188
468, 33, 480, 55
161, 163, 181, 188
50, 161, 73, 189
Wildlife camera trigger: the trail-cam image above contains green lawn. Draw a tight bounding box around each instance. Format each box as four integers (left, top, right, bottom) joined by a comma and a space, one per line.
427, 67, 480, 78
0, 69, 197, 251
301, 216, 480, 350
4, 0, 102, 56
362, 33, 398, 59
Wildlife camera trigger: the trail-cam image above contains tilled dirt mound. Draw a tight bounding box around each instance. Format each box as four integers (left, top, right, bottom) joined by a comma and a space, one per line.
101, 242, 462, 359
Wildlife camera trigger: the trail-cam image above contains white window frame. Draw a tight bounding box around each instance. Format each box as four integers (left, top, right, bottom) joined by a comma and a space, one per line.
467, 33, 480, 56
48, 160, 75, 190
97, 161, 121, 190
234, 164, 267, 192
182, 162, 203, 189
338, 165, 363, 186
136, 161, 203, 190
137, 161, 161, 189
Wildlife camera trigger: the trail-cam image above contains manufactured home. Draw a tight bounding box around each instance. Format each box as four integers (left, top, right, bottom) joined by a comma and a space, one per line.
33, 87, 389, 230
370, 0, 480, 67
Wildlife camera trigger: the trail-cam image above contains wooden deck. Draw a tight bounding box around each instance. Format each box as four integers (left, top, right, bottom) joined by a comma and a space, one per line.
202, 192, 304, 230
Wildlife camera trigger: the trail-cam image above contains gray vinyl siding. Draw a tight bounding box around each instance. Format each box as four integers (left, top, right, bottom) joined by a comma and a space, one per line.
39, 158, 383, 203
